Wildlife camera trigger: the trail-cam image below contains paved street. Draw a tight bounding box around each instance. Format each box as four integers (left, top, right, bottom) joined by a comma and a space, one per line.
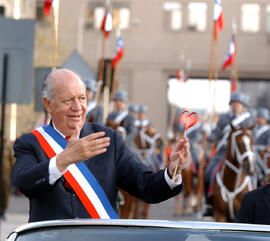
0, 193, 210, 240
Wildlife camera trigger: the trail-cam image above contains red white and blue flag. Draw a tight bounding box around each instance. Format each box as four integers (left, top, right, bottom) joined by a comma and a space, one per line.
111, 35, 124, 67
101, 7, 113, 39
213, 0, 224, 40
32, 125, 118, 219
222, 34, 236, 71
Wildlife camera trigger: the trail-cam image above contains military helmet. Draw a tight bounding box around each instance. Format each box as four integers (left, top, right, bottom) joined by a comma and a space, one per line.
229, 92, 249, 107
128, 104, 138, 113
114, 90, 128, 102
84, 78, 97, 93
138, 105, 148, 113
257, 108, 269, 120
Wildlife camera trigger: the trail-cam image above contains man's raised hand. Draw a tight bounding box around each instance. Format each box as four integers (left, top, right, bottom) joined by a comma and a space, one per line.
56, 126, 110, 172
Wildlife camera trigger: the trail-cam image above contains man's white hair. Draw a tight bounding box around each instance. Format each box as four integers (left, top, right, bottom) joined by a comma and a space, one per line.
42, 68, 86, 102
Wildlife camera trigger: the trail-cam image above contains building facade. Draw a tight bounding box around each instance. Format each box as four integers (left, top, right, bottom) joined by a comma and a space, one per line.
1, 0, 270, 136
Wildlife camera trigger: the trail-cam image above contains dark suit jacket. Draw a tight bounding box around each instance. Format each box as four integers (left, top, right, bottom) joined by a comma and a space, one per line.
235, 184, 270, 225
12, 122, 182, 222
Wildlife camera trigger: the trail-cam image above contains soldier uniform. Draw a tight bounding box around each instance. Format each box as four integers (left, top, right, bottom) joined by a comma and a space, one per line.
134, 105, 163, 171
106, 90, 136, 148
84, 78, 103, 124
254, 108, 270, 185
187, 121, 203, 172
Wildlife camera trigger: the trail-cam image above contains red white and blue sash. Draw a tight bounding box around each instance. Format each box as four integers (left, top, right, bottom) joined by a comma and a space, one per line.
32, 125, 118, 219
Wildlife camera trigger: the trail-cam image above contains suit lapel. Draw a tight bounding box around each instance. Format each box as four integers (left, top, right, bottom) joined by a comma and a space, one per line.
263, 184, 270, 216
80, 123, 94, 138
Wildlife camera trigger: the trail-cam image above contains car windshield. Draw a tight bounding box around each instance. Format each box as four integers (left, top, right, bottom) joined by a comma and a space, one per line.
15, 226, 270, 241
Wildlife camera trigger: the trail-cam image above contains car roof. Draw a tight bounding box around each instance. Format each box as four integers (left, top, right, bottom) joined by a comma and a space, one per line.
9, 219, 270, 235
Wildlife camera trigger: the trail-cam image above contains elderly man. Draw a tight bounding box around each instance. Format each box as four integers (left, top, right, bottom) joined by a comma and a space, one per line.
12, 69, 189, 222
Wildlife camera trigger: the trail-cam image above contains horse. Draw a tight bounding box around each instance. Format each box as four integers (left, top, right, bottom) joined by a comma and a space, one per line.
132, 124, 163, 219
212, 125, 255, 222
255, 145, 270, 185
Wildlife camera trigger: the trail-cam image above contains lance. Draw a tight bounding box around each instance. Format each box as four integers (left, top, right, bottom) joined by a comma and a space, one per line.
231, 19, 238, 93
197, 1, 223, 209
51, 0, 59, 69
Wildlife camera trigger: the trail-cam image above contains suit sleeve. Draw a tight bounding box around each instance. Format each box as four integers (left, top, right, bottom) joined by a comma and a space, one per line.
114, 131, 182, 203
11, 134, 54, 198
235, 192, 253, 223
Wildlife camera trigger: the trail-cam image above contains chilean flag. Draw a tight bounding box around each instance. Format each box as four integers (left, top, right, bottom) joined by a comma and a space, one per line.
111, 36, 124, 67
213, 0, 224, 40
222, 34, 236, 71
101, 7, 112, 39
43, 0, 53, 16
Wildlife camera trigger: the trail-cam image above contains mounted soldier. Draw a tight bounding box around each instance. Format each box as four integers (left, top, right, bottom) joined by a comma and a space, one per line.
84, 78, 103, 124
106, 90, 136, 148
254, 108, 270, 185
134, 105, 163, 172
203, 92, 254, 217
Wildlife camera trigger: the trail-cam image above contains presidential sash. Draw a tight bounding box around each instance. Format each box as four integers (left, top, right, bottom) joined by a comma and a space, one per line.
32, 125, 118, 219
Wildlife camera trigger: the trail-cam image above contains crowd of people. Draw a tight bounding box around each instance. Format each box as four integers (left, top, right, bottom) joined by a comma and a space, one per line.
1, 68, 270, 225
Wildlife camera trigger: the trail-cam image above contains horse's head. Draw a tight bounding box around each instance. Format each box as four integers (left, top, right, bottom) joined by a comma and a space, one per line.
228, 125, 255, 176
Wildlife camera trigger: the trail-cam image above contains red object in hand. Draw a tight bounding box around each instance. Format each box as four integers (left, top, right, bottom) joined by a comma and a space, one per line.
179, 111, 198, 131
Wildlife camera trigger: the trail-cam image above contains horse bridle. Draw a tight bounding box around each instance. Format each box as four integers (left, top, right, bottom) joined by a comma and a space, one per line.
230, 129, 255, 175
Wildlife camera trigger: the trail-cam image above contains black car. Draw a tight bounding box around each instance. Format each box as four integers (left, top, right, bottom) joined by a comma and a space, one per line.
7, 219, 270, 241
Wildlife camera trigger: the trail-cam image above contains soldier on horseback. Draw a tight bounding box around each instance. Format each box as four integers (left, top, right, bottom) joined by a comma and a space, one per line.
254, 108, 270, 185
84, 78, 103, 124
106, 90, 137, 148
203, 92, 254, 217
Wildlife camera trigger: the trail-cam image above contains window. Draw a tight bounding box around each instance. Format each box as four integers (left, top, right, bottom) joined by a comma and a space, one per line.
241, 4, 260, 32
86, 2, 130, 30
187, 2, 207, 32
266, 5, 270, 34
163, 2, 182, 31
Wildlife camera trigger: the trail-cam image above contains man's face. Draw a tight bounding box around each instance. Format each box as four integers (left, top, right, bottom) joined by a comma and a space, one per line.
257, 116, 267, 126
230, 101, 246, 115
139, 112, 146, 120
114, 100, 125, 111
44, 72, 87, 136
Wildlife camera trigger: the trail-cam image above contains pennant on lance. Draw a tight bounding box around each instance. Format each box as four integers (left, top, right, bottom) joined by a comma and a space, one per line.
101, 7, 113, 38
43, 0, 53, 16
111, 35, 124, 67
222, 34, 236, 71
213, 0, 224, 40
32, 125, 118, 219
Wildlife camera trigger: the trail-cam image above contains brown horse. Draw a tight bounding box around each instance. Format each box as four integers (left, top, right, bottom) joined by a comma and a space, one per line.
213, 126, 255, 222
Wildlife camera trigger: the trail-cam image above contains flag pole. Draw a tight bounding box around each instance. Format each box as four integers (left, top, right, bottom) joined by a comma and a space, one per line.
110, 28, 121, 102
97, 36, 106, 104
232, 19, 238, 92
197, 0, 223, 210
51, 0, 59, 69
